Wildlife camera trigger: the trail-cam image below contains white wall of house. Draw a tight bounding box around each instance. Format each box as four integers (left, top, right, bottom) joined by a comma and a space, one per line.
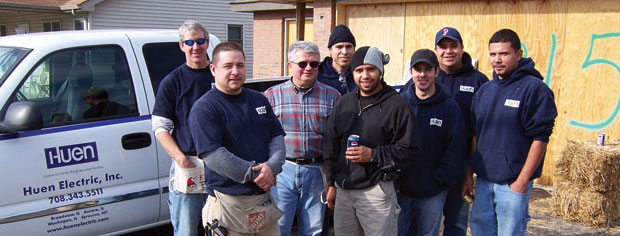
89, 0, 254, 77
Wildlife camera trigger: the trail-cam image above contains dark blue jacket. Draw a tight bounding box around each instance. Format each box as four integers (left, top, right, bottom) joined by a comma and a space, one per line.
470, 58, 557, 183
398, 83, 467, 198
401, 52, 488, 139
318, 56, 356, 95
436, 52, 489, 139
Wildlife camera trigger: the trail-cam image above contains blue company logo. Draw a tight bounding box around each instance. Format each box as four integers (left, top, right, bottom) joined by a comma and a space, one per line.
45, 142, 98, 169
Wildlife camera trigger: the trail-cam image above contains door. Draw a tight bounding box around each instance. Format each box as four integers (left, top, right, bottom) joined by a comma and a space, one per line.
0, 44, 160, 235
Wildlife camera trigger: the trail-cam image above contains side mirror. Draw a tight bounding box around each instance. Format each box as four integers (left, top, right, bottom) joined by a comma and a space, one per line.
1, 101, 43, 133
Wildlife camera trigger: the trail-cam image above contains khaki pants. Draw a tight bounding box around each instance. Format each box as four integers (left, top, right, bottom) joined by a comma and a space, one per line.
334, 181, 400, 236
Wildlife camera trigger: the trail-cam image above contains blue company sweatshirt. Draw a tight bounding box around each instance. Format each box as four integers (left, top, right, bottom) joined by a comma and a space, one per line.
399, 83, 467, 198
470, 58, 557, 183
436, 52, 489, 138
401, 52, 488, 139
317, 56, 356, 95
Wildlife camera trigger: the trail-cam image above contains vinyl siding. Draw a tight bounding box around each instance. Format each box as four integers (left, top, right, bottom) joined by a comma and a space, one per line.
89, 0, 254, 77
0, 11, 89, 34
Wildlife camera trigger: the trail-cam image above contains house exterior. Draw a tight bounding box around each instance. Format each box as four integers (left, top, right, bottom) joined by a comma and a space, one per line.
234, 0, 620, 186
0, 0, 255, 77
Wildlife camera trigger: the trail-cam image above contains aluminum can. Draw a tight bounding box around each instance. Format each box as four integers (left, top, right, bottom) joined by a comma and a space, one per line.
347, 135, 360, 148
597, 133, 605, 146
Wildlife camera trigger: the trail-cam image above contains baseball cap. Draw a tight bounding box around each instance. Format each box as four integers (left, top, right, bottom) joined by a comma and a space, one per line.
435, 27, 463, 45
410, 49, 438, 68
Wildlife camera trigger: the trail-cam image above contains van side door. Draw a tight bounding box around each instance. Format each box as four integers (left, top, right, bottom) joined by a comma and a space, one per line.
0, 42, 160, 235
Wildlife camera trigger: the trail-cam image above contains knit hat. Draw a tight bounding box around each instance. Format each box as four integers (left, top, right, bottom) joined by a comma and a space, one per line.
410, 49, 438, 68
435, 27, 463, 45
351, 46, 390, 75
328, 24, 356, 48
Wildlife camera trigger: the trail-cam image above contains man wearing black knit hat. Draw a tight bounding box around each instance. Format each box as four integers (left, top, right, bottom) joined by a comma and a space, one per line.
317, 24, 357, 95
323, 46, 422, 236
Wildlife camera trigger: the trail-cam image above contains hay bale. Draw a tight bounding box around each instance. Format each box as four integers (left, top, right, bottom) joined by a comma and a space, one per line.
553, 178, 620, 227
554, 139, 620, 192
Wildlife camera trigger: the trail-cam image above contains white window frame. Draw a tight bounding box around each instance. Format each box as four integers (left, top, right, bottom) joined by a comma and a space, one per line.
16, 22, 29, 34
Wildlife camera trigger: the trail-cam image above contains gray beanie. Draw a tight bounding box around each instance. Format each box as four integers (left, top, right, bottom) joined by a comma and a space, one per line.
351, 46, 390, 74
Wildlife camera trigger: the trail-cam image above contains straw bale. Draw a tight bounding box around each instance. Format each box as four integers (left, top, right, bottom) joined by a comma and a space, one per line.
553, 178, 620, 227
554, 140, 620, 192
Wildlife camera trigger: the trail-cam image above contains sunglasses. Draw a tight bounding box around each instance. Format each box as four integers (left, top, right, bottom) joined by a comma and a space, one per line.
183, 38, 207, 46
292, 61, 320, 69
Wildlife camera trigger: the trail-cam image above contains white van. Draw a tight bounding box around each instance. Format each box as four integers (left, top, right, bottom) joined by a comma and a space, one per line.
0, 30, 286, 236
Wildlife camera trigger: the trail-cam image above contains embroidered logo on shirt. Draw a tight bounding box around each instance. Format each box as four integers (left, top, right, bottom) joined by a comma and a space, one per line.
459, 85, 475, 93
430, 118, 443, 127
256, 106, 267, 115
504, 99, 520, 108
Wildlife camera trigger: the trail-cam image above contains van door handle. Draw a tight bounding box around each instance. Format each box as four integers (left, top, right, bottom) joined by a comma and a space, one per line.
121, 132, 152, 150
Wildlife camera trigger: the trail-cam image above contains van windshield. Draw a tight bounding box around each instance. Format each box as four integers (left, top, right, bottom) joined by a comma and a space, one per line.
0, 46, 30, 86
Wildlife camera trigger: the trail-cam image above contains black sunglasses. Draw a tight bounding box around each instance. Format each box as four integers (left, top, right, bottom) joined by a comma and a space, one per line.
183, 38, 207, 46
292, 61, 320, 69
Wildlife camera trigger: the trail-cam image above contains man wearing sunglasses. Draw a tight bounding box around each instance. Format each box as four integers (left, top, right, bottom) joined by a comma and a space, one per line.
264, 41, 341, 236
152, 19, 213, 236
318, 24, 357, 95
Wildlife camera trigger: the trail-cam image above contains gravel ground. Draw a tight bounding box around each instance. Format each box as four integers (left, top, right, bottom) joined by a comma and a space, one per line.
126, 184, 620, 236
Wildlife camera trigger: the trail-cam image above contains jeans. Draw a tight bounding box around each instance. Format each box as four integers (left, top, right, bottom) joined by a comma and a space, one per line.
442, 179, 470, 236
270, 161, 325, 236
169, 190, 207, 236
470, 178, 533, 236
397, 190, 447, 236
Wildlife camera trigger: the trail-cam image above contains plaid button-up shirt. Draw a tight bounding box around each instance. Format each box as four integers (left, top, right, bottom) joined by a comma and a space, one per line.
264, 79, 341, 159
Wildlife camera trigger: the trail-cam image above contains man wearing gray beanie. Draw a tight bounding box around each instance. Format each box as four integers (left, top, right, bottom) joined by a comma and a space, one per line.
318, 24, 357, 95
323, 46, 422, 236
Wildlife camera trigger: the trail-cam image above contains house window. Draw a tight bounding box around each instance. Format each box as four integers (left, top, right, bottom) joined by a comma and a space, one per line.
43, 21, 61, 32
227, 24, 243, 46
74, 19, 85, 30
0, 25, 6, 36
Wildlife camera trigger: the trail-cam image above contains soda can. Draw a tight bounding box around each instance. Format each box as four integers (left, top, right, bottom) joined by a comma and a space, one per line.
597, 133, 605, 146
347, 135, 360, 148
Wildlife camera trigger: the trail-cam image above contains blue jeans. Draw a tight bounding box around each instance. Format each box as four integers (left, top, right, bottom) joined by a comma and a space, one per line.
169, 190, 207, 236
397, 190, 447, 236
442, 179, 470, 236
470, 178, 533, 236
270, 161, 325, 236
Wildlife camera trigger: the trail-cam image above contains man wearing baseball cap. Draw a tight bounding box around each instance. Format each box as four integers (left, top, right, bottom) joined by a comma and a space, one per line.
398, 26, 486, 236
318, 24, 357, 95
397, 49, 467, 236
323, 46, 421, 235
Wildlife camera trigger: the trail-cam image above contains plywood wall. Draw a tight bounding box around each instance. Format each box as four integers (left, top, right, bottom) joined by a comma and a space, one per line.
342, 0, 620, 185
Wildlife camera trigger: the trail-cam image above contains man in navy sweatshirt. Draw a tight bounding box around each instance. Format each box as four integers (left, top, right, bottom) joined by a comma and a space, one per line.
468, 29, 557, 236
434, 27, 488, 236
398, 49, 467, 236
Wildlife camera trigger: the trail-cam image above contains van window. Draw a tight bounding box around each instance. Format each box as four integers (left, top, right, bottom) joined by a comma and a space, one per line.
0, 46, 30, 86
4, 45, 138, 127
142, 42, 185, 94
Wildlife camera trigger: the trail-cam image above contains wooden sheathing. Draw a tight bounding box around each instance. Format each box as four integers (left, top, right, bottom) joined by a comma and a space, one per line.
340, 0, 620, 185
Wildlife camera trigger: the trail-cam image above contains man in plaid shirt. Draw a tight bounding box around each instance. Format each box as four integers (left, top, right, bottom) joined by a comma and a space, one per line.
264, 41, 341, 236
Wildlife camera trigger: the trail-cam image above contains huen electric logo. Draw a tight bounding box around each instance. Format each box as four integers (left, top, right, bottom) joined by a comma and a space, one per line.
45, 142, 99, 169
